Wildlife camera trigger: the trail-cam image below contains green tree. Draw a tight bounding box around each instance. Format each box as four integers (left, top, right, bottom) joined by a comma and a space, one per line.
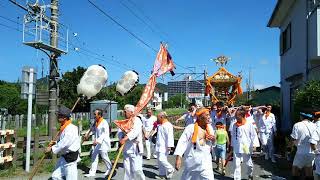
294, 80, 320, 121
163, 94, 188, 109
0, 83, 27, 114
59, 66, 86, 111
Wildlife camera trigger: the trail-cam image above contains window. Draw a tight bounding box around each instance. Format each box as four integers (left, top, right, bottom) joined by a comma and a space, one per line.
280, 23, 291, 55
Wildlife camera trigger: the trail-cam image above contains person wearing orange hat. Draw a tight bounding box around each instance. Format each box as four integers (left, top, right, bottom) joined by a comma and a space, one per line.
45, 105, 80, 180
228, 106, 257, 180
174, 107, 215, 180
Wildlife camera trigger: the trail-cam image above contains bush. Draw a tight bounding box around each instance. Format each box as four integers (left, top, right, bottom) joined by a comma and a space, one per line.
294, 80, 320, 122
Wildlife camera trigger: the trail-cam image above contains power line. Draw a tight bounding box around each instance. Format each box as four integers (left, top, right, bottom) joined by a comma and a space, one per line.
88, 0, 157, 53
119, 0, 165, 41
0, 22, 20, 32
0, 15, 21, 24
125, 0, 171, 40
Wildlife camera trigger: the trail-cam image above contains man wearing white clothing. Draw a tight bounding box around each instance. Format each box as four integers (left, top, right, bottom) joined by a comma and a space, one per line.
257, 104, 276, 162
155, 111, 175, 179
84, 109, 112, 177
174, 107, 215, 180
118, 104, 145, 180
291, 112, 316, 180
143, 109, 157, 160
45, 105, 80, 180
229, 106, 257, 180
175, 103, 197, 126
309, 111, 320, 180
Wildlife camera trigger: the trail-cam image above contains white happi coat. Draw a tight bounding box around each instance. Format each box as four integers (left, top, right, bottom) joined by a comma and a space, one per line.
309, 121, 320, 175
143, 115, 157, 132
118, 117, 145, 180
174, 124, 214, 180
230, 120, 256, 180
52, 123, 80, 180
156, 121, 174, 153
91, 119, 111, 152
185, 113, 196, 126
246, 115, 260, 147
258, 113, 276, 145
211, 110, 228, 127
156, 121, 175, 176
87, 119, 112, 175
230, 120, 256, 154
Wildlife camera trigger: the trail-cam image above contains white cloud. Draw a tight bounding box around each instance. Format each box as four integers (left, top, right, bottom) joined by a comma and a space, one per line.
259, 60, 269, 65
254, 84, 266, 90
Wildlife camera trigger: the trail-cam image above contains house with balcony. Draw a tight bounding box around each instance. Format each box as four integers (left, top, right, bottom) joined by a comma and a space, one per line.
268, 0, 320, 132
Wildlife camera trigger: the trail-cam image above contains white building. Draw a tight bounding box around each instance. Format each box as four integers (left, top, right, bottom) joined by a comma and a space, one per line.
268, 0, 320, 131
147, 90, 163, 110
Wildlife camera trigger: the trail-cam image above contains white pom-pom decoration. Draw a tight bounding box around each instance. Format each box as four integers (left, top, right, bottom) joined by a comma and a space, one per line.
77, 65, 108, 99
116, 70, 139, 96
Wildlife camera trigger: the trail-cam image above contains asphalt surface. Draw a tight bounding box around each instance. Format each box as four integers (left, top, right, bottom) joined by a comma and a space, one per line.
8, 152, 291, 180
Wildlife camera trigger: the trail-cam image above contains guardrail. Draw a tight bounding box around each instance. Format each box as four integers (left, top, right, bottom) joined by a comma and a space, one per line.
0, 130, 15, 165
79, 128, 119, 157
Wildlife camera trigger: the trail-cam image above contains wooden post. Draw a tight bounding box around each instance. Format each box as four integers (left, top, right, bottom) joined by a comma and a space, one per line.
13, 117, 19, 163
33, 127, 39, 165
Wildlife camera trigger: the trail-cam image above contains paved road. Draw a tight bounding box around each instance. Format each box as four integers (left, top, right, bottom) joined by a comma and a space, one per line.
8, 153, 290, 180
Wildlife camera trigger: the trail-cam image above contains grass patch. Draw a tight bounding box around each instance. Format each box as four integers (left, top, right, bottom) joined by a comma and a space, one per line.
0, 164, 25, 177
16, 125, 48, 137
163, 108, 186, 116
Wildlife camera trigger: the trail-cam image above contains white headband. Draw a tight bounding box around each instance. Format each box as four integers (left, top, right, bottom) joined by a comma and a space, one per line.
124, 104, 135, 112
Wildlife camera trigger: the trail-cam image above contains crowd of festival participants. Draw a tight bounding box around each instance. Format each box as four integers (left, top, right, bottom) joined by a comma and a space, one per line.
43, 101, 320, 180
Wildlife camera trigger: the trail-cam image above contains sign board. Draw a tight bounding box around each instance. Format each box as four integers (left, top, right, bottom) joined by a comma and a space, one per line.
188, 93, 204, 98
21, 66, 37, 99
36, 91, 49, 105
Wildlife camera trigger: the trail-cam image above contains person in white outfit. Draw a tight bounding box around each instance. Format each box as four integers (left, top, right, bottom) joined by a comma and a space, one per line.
155, 111, 175, 179
45, 105, 80, 180
142, 108, 157, 160
228, 106, 257, 180
257, 104, 277, 162
174, 107, 215, 180
309, 111, 320, 180
84, 109, 112, 177
291, 111, 316, 180
118, 104, 145, 180
211, 102, 228, 127
244, 106, 260, 151
175, 103, 197, 126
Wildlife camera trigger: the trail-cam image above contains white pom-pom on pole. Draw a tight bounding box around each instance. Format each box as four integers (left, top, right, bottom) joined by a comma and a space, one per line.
77, 65, 108, 99
116, 70, 139, 96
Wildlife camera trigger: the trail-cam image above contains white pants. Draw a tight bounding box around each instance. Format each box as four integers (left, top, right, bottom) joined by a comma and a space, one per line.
181, 169, 214, 180
88, 148, 112, 175
145, 134, 152, 159
260, 132, 274, 159
233, 153, 253, 180
52, 157, 78, 180
123, 152, 145, 180
157, 152, 174, 176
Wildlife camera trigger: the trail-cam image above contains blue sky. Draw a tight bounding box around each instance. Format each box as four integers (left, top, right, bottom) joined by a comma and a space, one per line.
0, 0, 279, 90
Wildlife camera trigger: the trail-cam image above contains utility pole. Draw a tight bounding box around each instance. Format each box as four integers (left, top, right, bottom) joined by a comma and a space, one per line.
9, 0, 67, 140
48, 0, 60, 139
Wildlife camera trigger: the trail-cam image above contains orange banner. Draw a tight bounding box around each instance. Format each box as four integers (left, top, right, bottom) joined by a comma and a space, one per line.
114, 43, 175, 133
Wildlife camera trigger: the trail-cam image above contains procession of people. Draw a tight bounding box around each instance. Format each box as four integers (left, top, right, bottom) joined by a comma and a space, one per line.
43, 102, 320, 180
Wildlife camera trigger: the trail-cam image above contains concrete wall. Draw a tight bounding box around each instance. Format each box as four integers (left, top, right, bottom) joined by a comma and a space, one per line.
279, 0, 307, 131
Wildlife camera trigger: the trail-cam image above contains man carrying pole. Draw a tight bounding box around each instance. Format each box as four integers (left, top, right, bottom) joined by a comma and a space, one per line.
118, 104, 145, 180
45, 105, 81, 180
84, 108, 112, 177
